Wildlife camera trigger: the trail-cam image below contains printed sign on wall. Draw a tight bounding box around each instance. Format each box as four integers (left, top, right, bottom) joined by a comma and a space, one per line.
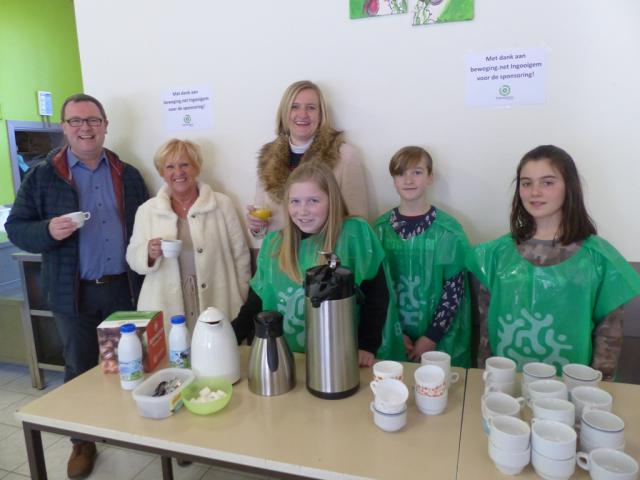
162, 87, 213, 132
465, 48, 547, 108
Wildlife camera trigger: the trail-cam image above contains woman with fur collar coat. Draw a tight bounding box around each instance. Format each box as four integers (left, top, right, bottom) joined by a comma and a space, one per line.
247, 80, 369, 237
126, 139, 250, 333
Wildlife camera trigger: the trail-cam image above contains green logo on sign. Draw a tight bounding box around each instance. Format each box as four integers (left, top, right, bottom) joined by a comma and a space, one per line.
183, 114, 192, 124
499, 85, 511, 96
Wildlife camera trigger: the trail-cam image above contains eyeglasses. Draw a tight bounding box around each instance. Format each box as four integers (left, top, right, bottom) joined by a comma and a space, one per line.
64, 117, 104, 127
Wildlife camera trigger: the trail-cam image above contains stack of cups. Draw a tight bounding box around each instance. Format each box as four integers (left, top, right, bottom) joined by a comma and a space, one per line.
530, 419, 577, 480
483, 357, 517, 396
370, 361, 407, 432
521, 362, 556, 401
414, 365, 448, 415
420, 351, 460, 388
487, 415, 531, 475
562, 363, 602, 393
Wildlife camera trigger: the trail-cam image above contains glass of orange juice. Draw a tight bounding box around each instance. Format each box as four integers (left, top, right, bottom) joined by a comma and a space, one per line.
250, 205, 272, 237
251, 206, 272, 221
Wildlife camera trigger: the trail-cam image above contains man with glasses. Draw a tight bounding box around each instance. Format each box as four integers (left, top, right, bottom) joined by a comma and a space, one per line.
6, 93, 149, 479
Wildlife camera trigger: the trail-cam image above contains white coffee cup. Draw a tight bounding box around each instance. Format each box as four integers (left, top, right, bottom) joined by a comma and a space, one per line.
420, 351, 460, 386
483, 356, 517, 384
487, 415, 531, 453
580, 409, 625, 452
488, 440, 531, 476
63, 211, 91, 228
571, 386, 613, 422
372, 360, 403, 383
369, 378, 408, 414
531, 398, 575, 427
522, 362, 557, 399
526, 379, 568, 407
161, 239, 183, 258
370, 402, 407, 432
531, 419, 577, 461
414, 365, 446, 396
481, 391, 525, 435
415, 389, 448, 416
577, 448, 639, 480
482, 392, 525, 419
531, 448, 576, 480
563, 363, 602, 391
484, 380, 517, 396
414, 365, 447, 415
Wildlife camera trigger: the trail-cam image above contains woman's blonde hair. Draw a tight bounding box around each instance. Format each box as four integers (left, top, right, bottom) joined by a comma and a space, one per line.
153, 138, 203, 176
278, 162, 347, 283
275, 80, 332, 137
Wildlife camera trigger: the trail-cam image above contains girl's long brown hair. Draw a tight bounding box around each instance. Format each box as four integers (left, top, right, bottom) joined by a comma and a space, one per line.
510, 145, 596, 244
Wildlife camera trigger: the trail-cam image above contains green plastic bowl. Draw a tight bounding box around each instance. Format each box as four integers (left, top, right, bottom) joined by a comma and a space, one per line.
181, 378, 233, 415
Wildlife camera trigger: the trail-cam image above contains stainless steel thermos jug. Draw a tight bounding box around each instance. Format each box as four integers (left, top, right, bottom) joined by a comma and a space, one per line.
304, 252, 359, 399
247, 311, 296, 396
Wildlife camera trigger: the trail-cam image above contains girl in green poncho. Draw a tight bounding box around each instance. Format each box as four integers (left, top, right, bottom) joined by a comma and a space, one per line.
233, 162, 394, 367
374, 146, 472, 367
468, 145, 640, 378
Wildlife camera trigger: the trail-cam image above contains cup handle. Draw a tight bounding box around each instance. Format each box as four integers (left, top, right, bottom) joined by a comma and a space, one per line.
83, 212, 91, 220
369, 381, 378, 395
515, 396, 526, 409
576, 451, 590, 470
482, 371, 491, 382
370, 402, 376, 414
449, 372, 460, 384
594, 370, 603, 382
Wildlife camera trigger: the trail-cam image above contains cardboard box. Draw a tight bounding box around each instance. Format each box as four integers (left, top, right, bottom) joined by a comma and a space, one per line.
97, 311, 167, 374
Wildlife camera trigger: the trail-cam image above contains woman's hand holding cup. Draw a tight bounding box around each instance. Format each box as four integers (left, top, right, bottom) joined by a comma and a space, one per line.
147, 237, 163, 264
246, 204, 271, 238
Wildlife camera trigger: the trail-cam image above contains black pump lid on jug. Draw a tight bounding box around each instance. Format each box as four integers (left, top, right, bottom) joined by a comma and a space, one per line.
304, 252, 355, 308
254, 311, 284, 339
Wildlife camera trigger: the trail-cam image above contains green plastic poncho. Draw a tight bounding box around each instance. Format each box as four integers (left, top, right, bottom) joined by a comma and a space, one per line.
251, 217, 403, 358
467, 234, 640, 374
374, 208, 472, 367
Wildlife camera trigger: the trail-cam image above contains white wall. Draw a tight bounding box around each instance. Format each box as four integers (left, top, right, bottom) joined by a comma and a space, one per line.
74, 0, 640, 259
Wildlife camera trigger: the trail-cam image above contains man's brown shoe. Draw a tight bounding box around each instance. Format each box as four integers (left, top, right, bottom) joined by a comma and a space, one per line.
67, 441, 97, 479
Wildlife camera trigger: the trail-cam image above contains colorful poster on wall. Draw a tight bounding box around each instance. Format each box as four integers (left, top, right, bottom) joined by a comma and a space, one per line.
413, 0, 473, 26
350, 0, 408, 19
465, 48, 547, 108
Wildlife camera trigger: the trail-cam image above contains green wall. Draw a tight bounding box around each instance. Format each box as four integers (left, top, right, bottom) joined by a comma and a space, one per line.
0, 0, 83, 204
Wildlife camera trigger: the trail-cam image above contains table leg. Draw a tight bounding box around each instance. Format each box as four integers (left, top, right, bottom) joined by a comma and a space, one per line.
161, 456, 174, 480
23, 424, 47, 480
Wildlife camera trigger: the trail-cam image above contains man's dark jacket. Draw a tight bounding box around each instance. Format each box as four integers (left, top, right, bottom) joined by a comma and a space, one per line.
5, 147, 149, 315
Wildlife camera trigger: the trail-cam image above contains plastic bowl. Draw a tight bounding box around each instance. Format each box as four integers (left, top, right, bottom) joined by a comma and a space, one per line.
132, 368, 195, 419
181, 378, 233, 415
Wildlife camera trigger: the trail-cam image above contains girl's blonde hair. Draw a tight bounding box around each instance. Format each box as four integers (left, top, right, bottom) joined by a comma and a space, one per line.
278, 162, 347, 283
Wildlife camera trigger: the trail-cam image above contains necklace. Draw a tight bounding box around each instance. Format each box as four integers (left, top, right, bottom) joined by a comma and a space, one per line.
171, 194, 197, 213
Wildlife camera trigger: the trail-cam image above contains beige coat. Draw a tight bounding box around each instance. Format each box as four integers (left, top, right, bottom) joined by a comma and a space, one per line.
126, 182, 250, 333
254, 128, 369, 233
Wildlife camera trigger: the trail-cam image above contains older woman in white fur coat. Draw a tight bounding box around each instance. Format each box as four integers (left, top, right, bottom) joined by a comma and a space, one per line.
126, 139, 250, 333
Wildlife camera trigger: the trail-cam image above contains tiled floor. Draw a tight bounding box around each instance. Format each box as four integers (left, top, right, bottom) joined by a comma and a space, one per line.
0, 364, 272, 480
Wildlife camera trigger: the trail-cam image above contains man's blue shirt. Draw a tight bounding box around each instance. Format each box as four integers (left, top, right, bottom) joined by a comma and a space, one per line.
67, 149, 126, 280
